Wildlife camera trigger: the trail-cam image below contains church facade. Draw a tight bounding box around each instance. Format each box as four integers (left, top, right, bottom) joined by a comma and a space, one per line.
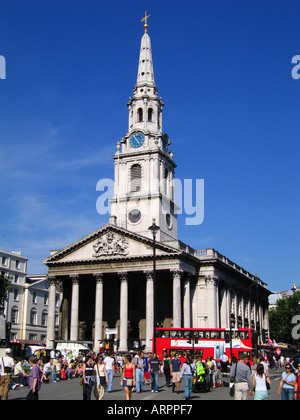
43, 21, 270, 352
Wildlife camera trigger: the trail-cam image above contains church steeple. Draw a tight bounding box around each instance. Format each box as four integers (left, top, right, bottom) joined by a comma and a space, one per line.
110, 14, 178, 242
127, 16, 163, 135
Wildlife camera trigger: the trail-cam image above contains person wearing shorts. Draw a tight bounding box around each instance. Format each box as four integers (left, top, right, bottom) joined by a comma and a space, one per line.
171, 353, 181, 393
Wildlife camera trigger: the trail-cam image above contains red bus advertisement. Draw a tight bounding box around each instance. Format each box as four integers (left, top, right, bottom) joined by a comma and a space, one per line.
155, 328, 254, 363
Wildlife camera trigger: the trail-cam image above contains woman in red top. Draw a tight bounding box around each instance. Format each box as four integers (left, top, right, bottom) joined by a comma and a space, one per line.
121, 354, 136, 400
295, 365, 300, 400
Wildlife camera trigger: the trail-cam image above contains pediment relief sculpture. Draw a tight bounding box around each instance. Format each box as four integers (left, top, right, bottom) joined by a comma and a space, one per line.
93, 232, 129, 258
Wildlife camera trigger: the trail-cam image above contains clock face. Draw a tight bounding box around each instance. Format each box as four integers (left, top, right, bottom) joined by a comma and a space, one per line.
128, 209, 142, 223
129, 132, 144, 148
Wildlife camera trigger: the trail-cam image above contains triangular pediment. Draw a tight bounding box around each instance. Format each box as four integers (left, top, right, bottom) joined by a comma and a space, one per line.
43, 224, 180, 266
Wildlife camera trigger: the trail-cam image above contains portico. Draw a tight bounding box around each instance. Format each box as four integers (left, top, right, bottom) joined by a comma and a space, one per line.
44, 224, 198, 351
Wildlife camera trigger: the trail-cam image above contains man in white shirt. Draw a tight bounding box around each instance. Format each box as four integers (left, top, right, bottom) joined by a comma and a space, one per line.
0, 349, 15, 400
43, 359, 58, 383
104, 352, 115, 393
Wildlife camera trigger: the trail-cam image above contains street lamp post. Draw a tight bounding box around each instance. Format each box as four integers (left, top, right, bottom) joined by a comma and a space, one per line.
148, 219, 160, 354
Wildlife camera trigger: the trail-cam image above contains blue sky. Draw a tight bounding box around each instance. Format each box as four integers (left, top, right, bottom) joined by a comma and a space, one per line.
0, 0, 299, 292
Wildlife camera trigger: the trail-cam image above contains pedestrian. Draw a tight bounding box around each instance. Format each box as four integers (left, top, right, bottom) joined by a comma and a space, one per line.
135, 351, 146, 393
229, 353, 253, 400
82, 354, 95, 400
295, 362, 300, 400
144, 352, 151, 385
220, 352, 229, 373
277, 363, 296, 400
94, 355, 109, 400
43, 359, 58, 383
0, 349, 15, 400
14, 359, 29, 387
180, 355, 196, 400
121, 354, 136, 400
163, 353, 171, 387
206, 357, 213, 390
26, 356, 42, 400
149, 352, 162, 393
104, 351, 115, 393
251, 363, 271, 400
170, 353, 181, 394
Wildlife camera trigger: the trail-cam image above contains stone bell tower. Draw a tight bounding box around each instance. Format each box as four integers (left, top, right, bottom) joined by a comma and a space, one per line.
110, 13, 178, 242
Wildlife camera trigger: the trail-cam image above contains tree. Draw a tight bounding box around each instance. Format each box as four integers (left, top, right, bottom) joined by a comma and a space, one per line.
0, 273, 11, 308
269, 291, 300, 344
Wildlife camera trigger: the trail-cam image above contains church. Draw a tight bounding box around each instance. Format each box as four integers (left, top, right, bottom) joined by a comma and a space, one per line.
43, 16, 270, 352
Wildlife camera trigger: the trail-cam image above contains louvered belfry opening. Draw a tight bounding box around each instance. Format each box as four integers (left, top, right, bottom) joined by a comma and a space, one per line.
130, 164, 141, 192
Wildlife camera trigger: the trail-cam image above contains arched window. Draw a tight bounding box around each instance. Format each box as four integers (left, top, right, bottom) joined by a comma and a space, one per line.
138, 108, 143, 122
148, 108, 153, 122
130, 164, 142, 192
11, 307, 19, 324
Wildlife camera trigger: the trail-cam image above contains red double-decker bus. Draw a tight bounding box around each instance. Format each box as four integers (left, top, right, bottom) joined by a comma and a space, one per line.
155, 328, 255, 363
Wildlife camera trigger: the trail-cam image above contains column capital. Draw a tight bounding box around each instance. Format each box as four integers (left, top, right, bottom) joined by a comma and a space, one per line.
171, 268, 183, 278
70, 274, 80, 284
94, 272, 104, 283
47, 276, 58, 286
205, 275, 220, 287
118, 272, 128, 282
144, 270, 154, 280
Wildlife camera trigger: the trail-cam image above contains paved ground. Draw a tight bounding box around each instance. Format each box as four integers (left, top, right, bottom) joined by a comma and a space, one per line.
7, 368, 284, 401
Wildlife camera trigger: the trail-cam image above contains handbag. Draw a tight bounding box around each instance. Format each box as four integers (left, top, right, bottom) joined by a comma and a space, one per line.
96, 364, 106, 386
125, 378, 134, 387
2, 358, 12, 374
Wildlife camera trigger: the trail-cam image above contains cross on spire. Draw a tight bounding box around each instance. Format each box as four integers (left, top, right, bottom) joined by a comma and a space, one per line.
141, 11, 151, 33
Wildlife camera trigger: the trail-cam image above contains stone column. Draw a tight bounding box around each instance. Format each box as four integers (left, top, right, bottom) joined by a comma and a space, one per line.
206, 276, 220, 328
70, 274, 80, 341
46, 276, 57, 348
220, 286, 229, 329
94, 273, 104, 353
172, 269, 183, 328
144, 270, 154, 352
183, 276, 191, 328
119, 272, 128, 351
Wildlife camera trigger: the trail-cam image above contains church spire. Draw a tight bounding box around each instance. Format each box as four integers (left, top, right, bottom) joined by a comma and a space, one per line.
136, 11, 155, 87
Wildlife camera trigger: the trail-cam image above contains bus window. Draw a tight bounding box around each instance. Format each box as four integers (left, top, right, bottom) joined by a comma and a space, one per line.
211, 331, 220, 339
184, 349, 195, 358
204, 331, 210, 339
183, 331, 190, 339
170, 330, 182, 338
199, 331, 204, 339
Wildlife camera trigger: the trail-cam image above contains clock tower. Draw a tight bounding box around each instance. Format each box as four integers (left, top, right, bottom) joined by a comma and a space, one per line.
110, 14, 178, 242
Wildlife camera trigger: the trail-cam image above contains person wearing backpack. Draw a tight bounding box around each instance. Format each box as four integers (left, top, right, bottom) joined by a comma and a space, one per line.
163, 353, 171, 387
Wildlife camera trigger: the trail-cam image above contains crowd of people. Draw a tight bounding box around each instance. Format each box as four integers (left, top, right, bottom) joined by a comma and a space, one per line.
1, 346, 300, 401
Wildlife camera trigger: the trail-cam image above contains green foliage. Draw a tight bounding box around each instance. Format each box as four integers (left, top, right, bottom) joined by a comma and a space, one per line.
269, 291, 300, 344
0, 273, 12, 306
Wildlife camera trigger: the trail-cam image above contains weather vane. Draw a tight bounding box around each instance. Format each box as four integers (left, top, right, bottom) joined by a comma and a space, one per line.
141, 11, 151, 33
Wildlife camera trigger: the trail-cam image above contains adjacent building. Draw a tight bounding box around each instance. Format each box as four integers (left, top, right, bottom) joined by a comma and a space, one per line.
0, 249, 60, 343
